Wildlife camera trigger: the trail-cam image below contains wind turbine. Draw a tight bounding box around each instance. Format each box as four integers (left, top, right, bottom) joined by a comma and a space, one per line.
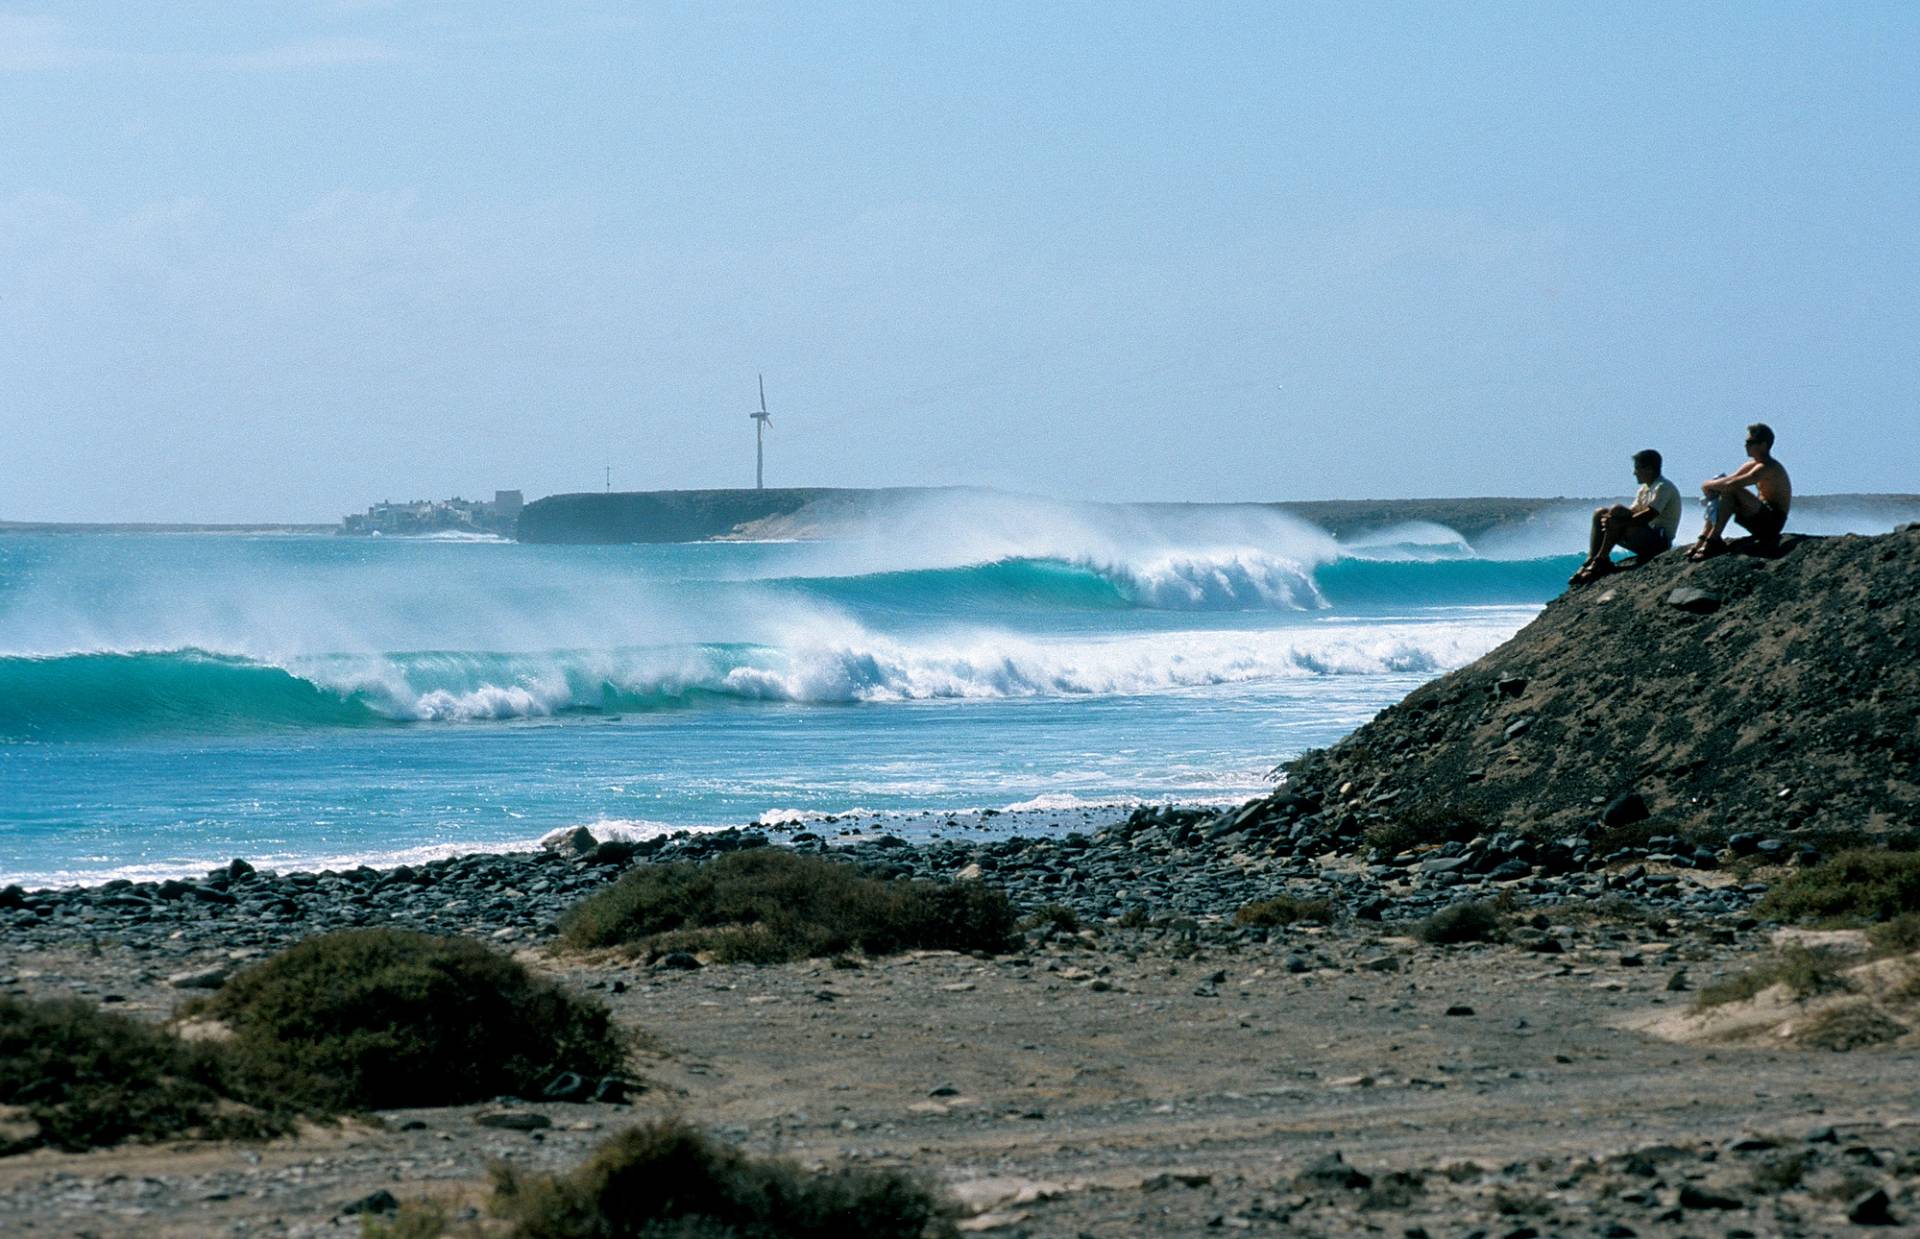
750, 374, 772, 490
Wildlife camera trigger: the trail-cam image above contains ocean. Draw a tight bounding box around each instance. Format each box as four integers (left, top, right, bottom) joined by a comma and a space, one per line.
1, 493, 1893, 888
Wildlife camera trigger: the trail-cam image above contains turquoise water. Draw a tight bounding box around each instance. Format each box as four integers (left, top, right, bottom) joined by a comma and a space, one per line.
0, 505, 1572, 885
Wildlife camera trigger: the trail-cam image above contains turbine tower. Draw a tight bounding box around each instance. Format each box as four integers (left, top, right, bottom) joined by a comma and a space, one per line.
750, 374, 772, 490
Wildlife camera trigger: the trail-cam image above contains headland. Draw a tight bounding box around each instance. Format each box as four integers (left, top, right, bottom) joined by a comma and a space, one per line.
513, 486, 1920, 546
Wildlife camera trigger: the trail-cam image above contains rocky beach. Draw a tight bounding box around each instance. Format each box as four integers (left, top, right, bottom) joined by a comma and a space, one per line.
3, 527, 1918, 1236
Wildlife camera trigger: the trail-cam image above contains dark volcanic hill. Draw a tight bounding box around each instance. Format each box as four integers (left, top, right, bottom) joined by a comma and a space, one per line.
1270, 525, 1920, 846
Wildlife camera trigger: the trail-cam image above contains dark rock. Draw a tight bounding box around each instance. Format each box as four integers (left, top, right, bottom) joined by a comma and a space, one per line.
1141, 1171, 1212, 1192
1444, 1004, 1475, 1017
0, 885, 23, 911
1677, 1184, 1742, 1210
475, 1111, 551, 1131
1293, 1150, 1371, 1191
1488, 859, 1532, 881
341, 1189, 398, 1216
585, 841, 642, 866
1495, 676, 1529, 698
658, 951, 702, 971
1847, 1187, 1896, 1226
1805, 1125, 1839, 1144
1503, 717, 1533, 741
1666, 587, 1721, 614
226, 858, 255, 881
592, 1076, 632, 1105
1600, 793, 1649, 829
547, 826, 599, 858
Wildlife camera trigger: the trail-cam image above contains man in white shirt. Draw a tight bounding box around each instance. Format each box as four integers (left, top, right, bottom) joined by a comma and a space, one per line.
1571, 449, 1682, 586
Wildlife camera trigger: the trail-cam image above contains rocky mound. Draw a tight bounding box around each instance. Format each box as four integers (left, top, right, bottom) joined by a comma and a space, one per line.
1271, 525, 1920, 847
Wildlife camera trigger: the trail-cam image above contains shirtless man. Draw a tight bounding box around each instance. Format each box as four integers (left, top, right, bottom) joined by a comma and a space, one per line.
1571, 449, 1681, 586
1687, 422, 1791, 560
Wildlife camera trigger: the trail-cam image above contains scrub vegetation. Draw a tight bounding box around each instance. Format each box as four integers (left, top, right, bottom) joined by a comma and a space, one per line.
559, 849, 1018, 964
192, 928, 626, 1111
365, 1119, 957, 1239
0, 995, 291, 1154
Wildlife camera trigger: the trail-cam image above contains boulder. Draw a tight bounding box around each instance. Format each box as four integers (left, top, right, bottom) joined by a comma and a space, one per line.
1666, 587, 1721, 614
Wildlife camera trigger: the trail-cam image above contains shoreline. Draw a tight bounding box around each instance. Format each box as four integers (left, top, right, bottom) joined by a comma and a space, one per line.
0, 798, 1233, 892
1, 793, 1773, 958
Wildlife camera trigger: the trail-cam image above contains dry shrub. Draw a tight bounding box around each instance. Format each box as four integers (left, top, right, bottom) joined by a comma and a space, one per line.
1694, 944, 1854, 1010
560, 849, 1016, 963
196, 929, 625, 1111
491, 1119, 956, 1238
1758, 849, 1920, 924
0, 995, 290, 1154
1414, 900, 1505, 945
1233, 895, 1334, 928
1796, 1004, 1907, 1052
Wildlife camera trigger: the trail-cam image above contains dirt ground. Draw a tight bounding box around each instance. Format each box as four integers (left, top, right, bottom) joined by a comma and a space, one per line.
3, 915, 1917, 1237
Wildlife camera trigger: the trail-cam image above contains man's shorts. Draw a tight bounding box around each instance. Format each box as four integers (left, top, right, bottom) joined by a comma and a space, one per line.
1736, 502, 1787, 541
1616, 522, 1672, 556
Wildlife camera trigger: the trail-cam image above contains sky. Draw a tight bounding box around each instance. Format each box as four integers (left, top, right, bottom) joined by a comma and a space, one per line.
1, 2, 1915, 522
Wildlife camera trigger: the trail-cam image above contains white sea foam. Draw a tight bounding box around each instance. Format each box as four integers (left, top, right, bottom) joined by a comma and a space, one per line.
260, 613, 1528, 718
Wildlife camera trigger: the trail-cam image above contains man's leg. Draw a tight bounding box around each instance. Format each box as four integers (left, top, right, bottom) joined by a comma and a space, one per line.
1725, 490, 1775, 540
1575, 506, 1633, 583
1689, 491, 1735, 559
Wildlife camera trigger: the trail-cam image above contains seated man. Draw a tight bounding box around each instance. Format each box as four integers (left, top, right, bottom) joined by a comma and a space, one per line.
1687, 423, 1791, 560
1571, 449, 1681, 585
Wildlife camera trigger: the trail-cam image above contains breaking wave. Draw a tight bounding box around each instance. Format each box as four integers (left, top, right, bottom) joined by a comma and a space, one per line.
0, 618, 1517, 741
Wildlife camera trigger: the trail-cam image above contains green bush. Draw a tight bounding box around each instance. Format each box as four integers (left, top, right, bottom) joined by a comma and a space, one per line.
1757, 849, 1920, 924
0, 995, 290, 1154
1233, 895, 1334, 928
1414, 900, 1504, 945
492, 1119, 957, 1239
195, 929, 625, 1111
560, 849, 1017, 963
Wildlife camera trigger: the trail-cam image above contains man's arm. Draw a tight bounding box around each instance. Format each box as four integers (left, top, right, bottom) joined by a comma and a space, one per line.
1702, 461, 1764, 494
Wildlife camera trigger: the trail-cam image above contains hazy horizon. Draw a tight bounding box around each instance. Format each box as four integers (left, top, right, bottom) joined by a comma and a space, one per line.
4, 3, 1915, 522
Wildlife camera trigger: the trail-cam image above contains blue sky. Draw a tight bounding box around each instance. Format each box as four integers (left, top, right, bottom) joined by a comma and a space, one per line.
2, 2, 1915, 521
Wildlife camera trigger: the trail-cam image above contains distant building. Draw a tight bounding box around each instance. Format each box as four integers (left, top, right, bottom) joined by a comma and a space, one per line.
338, 492, 523, 536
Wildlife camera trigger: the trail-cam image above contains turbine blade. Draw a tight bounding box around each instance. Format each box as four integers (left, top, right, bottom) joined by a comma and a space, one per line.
759, 374, 767, 413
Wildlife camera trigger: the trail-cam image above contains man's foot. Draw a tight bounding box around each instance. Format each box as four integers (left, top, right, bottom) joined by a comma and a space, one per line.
1686, 536, 1727, 562
1569, 560, 1615, 586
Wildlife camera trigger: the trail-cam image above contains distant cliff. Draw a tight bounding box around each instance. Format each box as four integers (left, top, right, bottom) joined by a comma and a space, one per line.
514, 488, 1584, 545
514, 487, 1920, 547
516, 488, 866, 544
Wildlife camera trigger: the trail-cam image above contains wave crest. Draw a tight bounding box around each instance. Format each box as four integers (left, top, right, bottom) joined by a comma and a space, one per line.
0, 619, 1519, 740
